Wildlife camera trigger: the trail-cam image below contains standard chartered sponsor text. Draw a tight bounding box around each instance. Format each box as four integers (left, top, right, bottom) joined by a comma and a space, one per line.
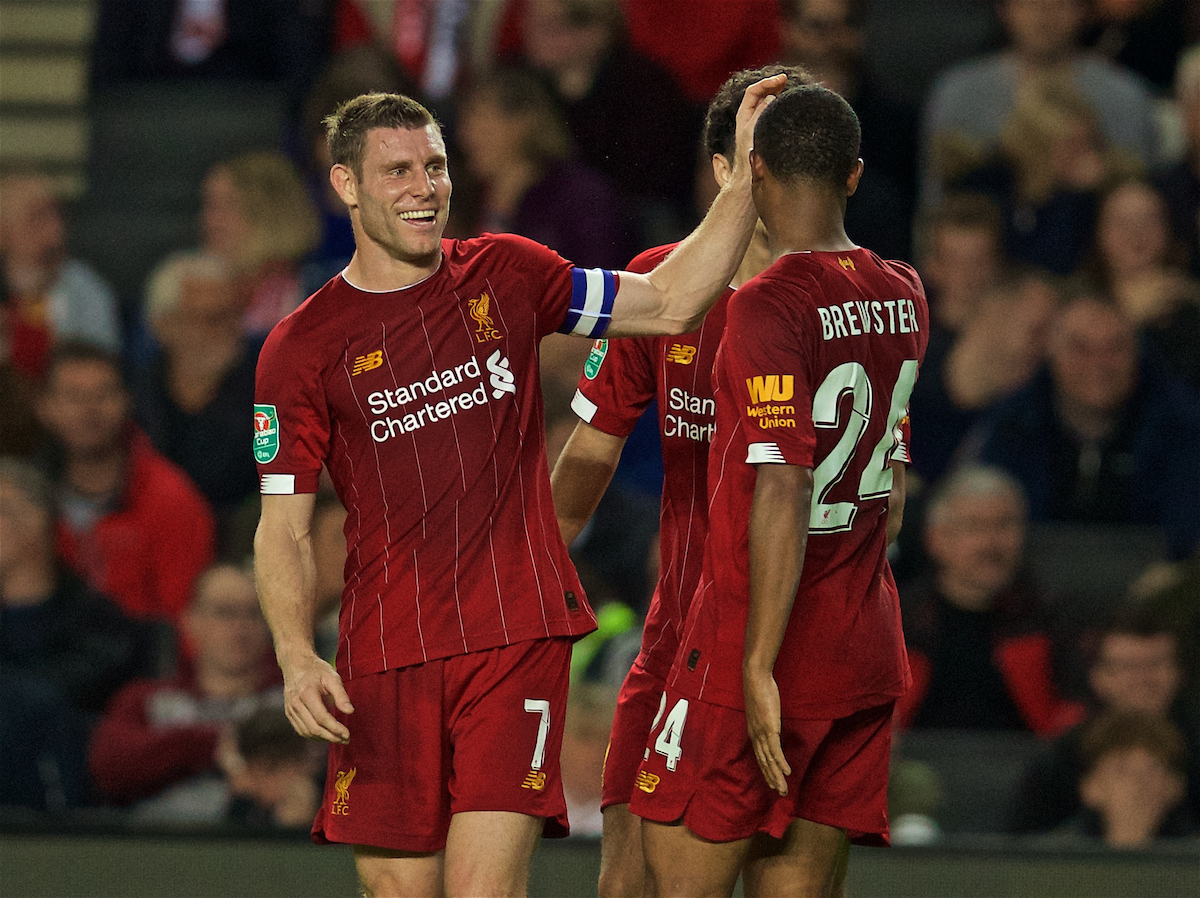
367, 356, 491, 443
665, 387, 716, 442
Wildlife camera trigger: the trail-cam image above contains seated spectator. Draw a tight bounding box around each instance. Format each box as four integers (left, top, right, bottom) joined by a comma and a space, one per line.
134, 253, 260, 535
921, 0, 1157, 212
1154, 45, 1200, 277
453, 65, 634, 269
1080, 0, 1190, 93
909, 194, 1054, 482
777, 0, 918, 260
220, 706, 324, 828
89, 563, 283, 822
196, 150, 320, 342
0, 457, 150, 810
0, 173, 121, 381
896, 465, 1084, 736
513, 0, 699, 241
1011, 604, 1200, 833
1083, 176, 1200, 391
37, 342, 216, 623
964, 291, 1200, 559
951, 75, 1140, 276
1054, 709, 1197, 847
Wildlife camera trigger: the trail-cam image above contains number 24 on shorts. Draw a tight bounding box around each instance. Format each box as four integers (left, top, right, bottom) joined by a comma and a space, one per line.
645, 693, 689, 771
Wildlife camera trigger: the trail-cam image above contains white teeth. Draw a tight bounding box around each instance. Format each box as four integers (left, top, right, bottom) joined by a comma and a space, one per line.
398, 210, 436, 220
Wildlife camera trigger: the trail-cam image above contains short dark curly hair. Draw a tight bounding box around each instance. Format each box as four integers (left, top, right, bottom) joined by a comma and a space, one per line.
701, 64, 812, 161
752, 84, 861, 188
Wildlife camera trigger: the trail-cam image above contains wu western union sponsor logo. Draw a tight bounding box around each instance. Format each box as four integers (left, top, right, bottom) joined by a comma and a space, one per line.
665, 344, 696, 365
352, 351, 384, 375
523, 770, 547, 791
746, 375, 793, 404
636, 770, 660, 793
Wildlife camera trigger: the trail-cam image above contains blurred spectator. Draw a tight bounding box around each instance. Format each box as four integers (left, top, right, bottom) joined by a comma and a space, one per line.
298, 46, 416, 293
37, 342, 216, 623
221, 706, 324, 828
778, 0, 918, 259
964, 291, 1200, 559
378, 0, 472, 101
908, 193, 1039, 483
134, 253, 260, 534
513, 0, 699, 242
921, 0, 1157, 212
1054, 710, 1197, 846
0, 174, 121, 382
0, 457, 149, 811
559, 681, 617, 837
1080, 0, 1190, 93
618, 0, 780, 105
89, 0, 339, 114
1083, 176, 1200, 391
89, 563, 282, 822
1154, 45, 1200, 277
896, 465, 1083, 735
952, 75, 1140, 275
1012, 604, 1200, 832
454, 65, 634, 269
196, 150, 320, 342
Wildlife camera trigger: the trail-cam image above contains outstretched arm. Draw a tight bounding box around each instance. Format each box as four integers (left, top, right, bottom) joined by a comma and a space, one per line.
743, 463, 813, 797
551, 421, 627, 546
254, 492, 353, 744
603, 74, 786, 337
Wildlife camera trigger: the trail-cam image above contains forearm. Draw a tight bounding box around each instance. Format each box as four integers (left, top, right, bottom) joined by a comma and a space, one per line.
550, 422, 626, 545
254, 513, 319, 668
886, 461, 907, 545
743, 465, 812, 677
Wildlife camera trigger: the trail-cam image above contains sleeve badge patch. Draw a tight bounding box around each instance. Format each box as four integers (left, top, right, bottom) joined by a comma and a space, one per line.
253, 404, 280, 463
583, 339, 608, 380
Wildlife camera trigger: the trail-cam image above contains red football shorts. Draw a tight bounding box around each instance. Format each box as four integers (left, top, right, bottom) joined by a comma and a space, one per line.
628, 686, 895, 846
312, 637, 572, 853
602, 659, 667, 809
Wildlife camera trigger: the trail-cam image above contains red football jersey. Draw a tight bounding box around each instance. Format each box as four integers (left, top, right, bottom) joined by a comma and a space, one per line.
674, 248, 929, 718
572, 243, 731, 680
255, 234, 620, 679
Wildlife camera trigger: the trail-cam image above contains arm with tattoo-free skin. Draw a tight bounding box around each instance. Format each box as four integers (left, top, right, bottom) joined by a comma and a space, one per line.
551, 421, 628, 546
254, 492, 354, 744
743, 463, 814, 796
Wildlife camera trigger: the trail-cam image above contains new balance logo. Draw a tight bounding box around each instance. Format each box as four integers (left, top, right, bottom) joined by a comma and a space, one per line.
665, 344, 696, 365
635, 771, 660, 793
522, 770, 546, 791
746, 375, 794, 404
352, 351, 383, 375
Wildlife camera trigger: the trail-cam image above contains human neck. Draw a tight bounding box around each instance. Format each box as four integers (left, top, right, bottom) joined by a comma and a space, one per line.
196, 666, 261, 700
65, 447, 126, 501
935, 570, 997, 612
765, 198, 856, 258
0, 553, 56, 607
343, 245, 442, 293
732, 230, 774, 287
1056, 393, 1121, 443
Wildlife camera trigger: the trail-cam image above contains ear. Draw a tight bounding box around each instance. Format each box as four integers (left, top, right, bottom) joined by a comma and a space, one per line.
330, 164, 358, 209
846, 158, 865, 197
711, 153, 734, 190
749, 149, 768, 184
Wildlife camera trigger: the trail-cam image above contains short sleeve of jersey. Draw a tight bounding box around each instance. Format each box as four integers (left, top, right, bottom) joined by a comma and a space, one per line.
490, 233, 619, 340
722, 280, 819, 467
569, 244, 670, 436
254, 317, 330, 495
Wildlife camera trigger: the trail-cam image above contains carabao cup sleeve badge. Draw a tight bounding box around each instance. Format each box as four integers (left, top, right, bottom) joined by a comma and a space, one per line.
253, 404, 280, 463
583, 339, 608, 380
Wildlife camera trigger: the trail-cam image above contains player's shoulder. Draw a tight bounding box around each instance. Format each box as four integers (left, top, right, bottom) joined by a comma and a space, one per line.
450, 232, 568, 272
625, 242, 681, 276
873, 255, 926, 295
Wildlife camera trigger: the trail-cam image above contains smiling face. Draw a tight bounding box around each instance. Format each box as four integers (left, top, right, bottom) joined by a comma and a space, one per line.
334, 124, 452, 267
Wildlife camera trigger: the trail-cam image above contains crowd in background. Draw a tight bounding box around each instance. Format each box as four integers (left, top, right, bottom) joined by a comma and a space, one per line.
1, 0, 1199, 850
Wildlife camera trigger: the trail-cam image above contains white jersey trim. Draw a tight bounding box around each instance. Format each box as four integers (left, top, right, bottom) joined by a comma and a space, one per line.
746, 442, 786, 465
571, 390, 598, 423
260, 473, 297, 494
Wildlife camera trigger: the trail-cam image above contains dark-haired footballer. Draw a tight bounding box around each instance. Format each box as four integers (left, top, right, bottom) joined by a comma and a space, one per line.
551, 63, 811, 898
631, 85, 929, 897
252, 78, 784, 898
